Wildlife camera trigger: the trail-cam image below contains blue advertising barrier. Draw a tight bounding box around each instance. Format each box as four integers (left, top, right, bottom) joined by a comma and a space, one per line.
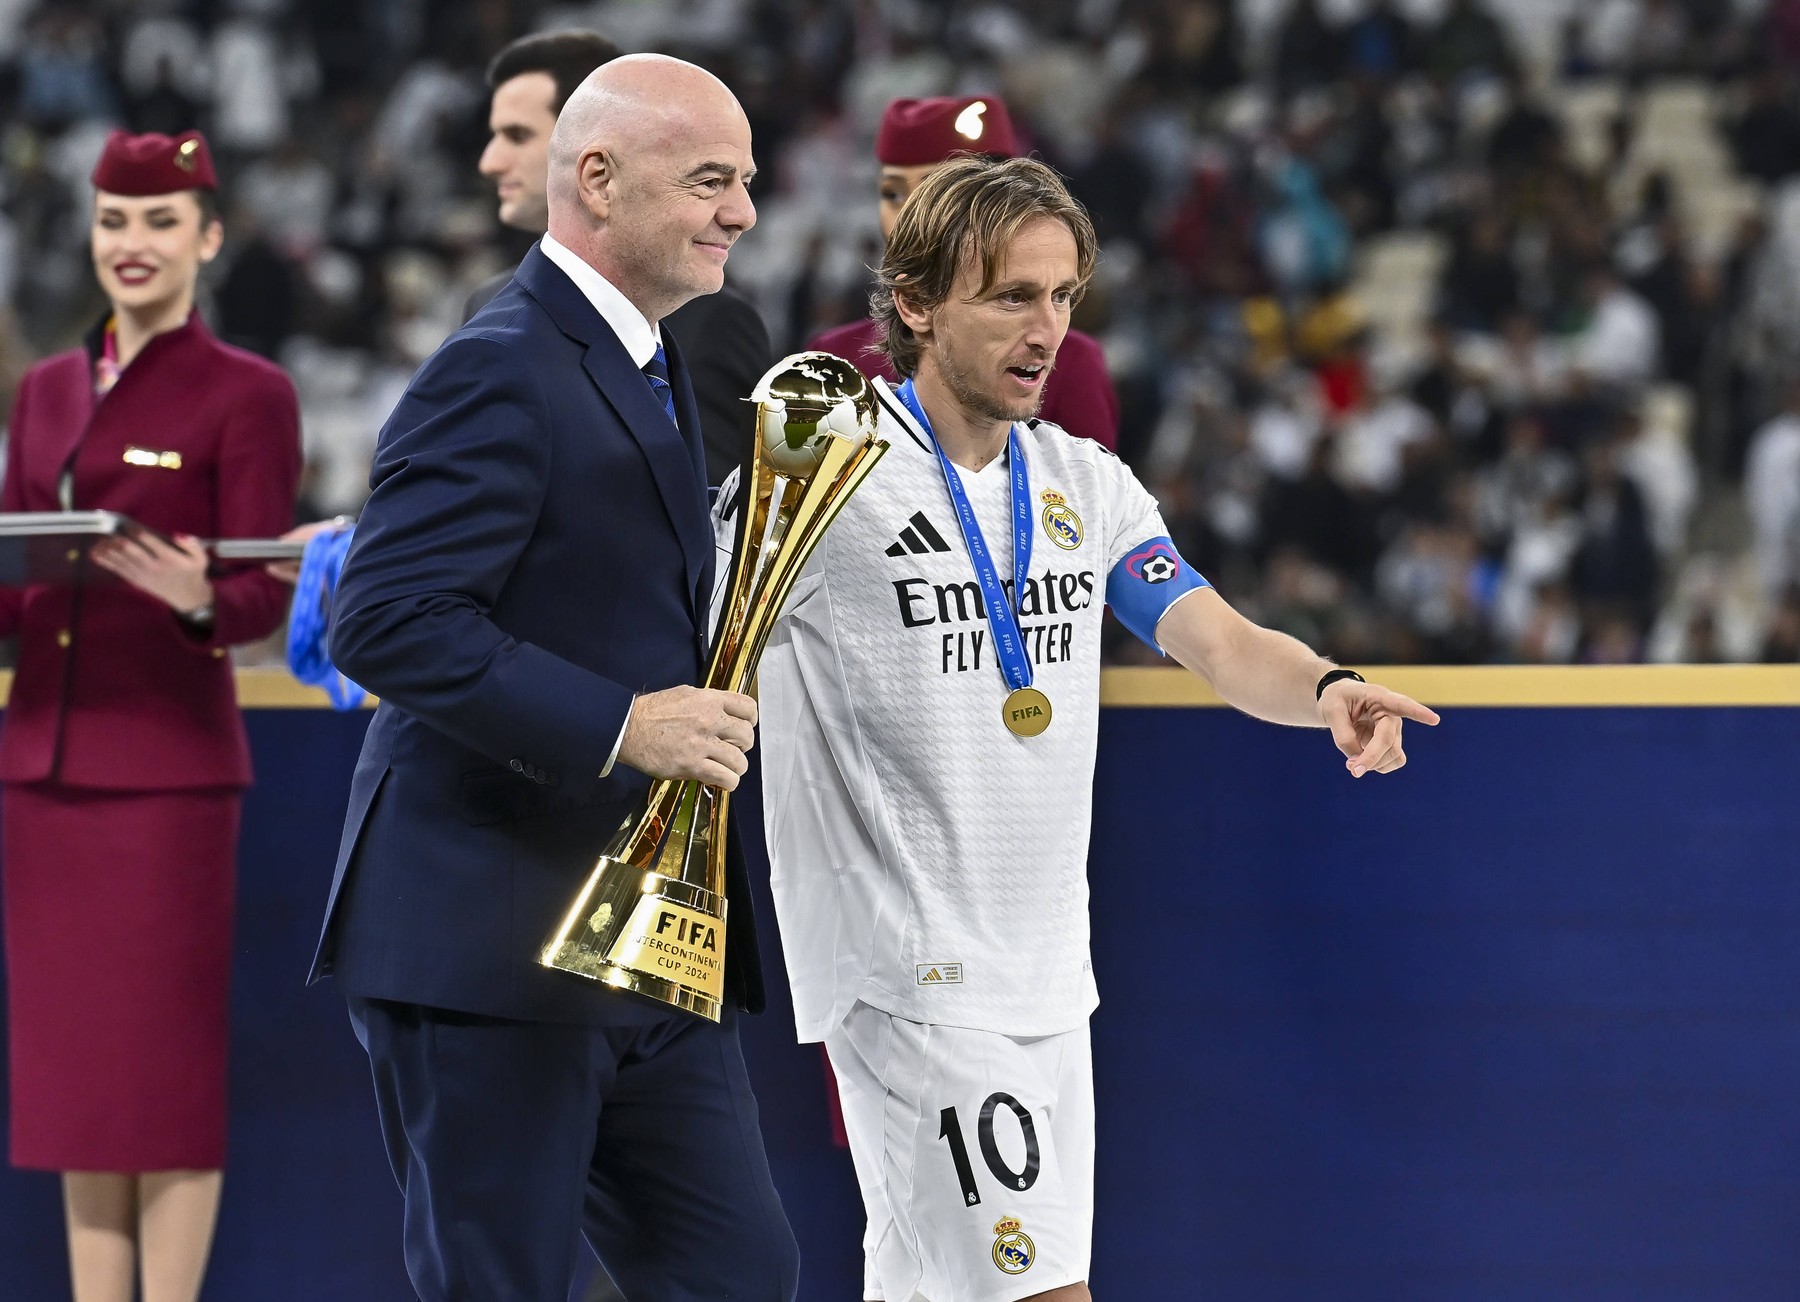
1, 667, 1797, 1300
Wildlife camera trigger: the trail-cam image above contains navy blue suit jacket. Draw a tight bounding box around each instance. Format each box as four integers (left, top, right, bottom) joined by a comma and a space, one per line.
310, 245, 764, 1025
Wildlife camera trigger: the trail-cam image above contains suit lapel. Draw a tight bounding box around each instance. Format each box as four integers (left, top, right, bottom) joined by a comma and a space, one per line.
516, 247, 711, 609
661, 332, 716, 622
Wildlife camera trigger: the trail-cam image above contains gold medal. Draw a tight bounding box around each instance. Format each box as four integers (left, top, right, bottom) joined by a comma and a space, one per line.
1002, 686, 1052, 737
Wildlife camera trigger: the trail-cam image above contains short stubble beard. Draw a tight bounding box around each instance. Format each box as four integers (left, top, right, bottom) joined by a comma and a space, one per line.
932, 340, 1047, 427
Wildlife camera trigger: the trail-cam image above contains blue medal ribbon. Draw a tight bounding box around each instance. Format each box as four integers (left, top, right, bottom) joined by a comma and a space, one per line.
896, 379, 1034, 696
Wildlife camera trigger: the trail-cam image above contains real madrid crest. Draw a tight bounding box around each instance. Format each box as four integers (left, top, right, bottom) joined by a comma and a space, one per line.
991, 1216, 1035, 1275
1039, 489, 1082, 550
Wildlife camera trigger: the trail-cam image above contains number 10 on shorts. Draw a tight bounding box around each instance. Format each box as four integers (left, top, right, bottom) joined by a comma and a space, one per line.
937, 1092, 1041, 1205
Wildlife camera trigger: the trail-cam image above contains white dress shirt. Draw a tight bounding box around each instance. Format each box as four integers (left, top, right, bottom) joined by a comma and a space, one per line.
539, 232, 663, 364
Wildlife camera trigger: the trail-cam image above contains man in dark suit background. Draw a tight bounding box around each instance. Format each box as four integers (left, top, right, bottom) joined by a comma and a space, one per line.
469, 30, 772, 486
310, 54, 798, 1302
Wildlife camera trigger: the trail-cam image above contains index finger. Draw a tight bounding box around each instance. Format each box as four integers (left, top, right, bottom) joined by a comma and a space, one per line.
1371, 688, 1440, 727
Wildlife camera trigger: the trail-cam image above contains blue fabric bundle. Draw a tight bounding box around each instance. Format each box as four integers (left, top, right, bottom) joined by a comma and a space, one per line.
285, 525, 364, 710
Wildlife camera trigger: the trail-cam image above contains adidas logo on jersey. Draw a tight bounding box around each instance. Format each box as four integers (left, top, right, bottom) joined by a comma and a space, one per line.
916, 962, 963, 985
886, 511, 953, 558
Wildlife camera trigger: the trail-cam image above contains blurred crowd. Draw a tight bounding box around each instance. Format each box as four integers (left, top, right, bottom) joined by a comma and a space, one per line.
2, 0, 1800, 664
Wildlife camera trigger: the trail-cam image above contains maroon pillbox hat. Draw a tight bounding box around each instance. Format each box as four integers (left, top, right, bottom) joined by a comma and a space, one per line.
875, 96, 1020, 166
91, 130, 218, 196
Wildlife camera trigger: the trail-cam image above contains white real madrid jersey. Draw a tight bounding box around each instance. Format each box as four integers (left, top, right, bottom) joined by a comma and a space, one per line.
717, 381, 1206, 1040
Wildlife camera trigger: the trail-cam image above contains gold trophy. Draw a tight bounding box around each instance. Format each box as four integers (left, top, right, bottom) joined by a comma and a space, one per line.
540, 353, 887, 1020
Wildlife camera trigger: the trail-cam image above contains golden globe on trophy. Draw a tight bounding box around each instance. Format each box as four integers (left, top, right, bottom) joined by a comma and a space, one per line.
539, 353, 887, 1021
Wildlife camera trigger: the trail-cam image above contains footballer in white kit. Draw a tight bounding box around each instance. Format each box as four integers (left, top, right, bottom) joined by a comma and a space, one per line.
725, 158, 1438, 1302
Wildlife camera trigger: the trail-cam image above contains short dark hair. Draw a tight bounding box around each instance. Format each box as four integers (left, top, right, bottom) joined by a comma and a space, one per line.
485, 30, 624, 113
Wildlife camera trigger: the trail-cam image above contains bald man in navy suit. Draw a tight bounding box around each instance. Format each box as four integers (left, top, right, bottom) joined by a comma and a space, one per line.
310, 55, 798, 1302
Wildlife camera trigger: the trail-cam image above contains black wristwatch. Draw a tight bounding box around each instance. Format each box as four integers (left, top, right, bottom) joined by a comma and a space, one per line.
1315, 668, 1365, 700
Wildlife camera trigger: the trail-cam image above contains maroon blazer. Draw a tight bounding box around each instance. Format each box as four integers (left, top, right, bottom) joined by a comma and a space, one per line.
808, 316, 1121, 450
0, 313, 302, 790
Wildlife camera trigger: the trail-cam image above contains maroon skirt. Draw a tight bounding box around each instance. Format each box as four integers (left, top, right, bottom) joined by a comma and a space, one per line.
3, 782, 240, 1171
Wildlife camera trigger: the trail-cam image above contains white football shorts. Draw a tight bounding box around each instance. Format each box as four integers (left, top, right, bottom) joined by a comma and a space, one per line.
824, 1001, 1095, 1302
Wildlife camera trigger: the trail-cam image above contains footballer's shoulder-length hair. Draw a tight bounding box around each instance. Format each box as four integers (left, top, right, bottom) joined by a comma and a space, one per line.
872, 155, 1098, 378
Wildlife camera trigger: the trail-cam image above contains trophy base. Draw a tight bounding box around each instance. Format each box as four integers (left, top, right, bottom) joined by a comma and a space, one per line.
583, 964, 722, 1022
542, 859, 727, 1023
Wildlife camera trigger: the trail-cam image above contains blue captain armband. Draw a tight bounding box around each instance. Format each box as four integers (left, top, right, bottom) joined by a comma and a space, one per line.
1105, 536, 1209, 652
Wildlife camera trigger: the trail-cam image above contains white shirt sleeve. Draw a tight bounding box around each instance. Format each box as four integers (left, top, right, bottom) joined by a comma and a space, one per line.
598, 705, 631, 778
1097, 449, 1173, 572
1094, 447, 1210, 649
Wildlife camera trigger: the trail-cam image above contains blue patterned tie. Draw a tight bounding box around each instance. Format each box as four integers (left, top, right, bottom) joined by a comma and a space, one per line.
643, 344, 678, 429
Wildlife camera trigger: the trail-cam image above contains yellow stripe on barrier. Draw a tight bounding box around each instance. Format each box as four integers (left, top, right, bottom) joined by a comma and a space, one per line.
0, 665, 1793, 711
234, 670, 372, 708
1099, 664, 1800, 708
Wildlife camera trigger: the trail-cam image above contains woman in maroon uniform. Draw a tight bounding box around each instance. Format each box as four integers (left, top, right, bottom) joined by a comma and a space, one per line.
0, 130, 300, 1302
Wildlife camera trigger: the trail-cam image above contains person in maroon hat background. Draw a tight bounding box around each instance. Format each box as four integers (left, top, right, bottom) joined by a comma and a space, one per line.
0, 129, 300, 1302
809, 95, 1120, 450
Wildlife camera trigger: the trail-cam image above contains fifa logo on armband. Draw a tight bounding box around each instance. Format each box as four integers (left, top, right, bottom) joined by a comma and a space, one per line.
991, 1217, 1035, 1275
